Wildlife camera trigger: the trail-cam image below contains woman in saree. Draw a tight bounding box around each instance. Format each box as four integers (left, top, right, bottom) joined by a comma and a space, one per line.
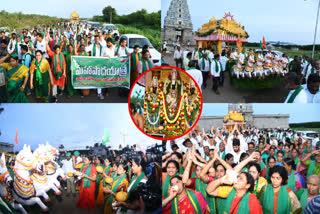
96, 157, 113, 207
110, 163, 119, 180
283, 157, 305, 192
162, 175, 207, 214
76, 155, 97, 210
206, 171, 263, 214
30, 50, 53, 103
115, 156, 148, 213
130, 45, 141, 88
136, 50, 153, 87
45, 40, 66, 102
104, 163, 129, 214
94, 157, 103, 199
301, 150, 320, 180
261, 156, 276, 183
284, 144, 291, 159
291, 148, 300, 168
182, 150, 212, 213
63, 44, 77, 97
247, 161, 268, 204
296, 175, 320, 213
262, 165, 301, 214
0, 53, 29, 103
162, 160, 180, 199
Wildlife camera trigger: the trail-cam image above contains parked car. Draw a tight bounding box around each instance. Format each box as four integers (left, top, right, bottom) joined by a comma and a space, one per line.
102, 24, 119, 35
120, 34, 161, 67
296, 131, 318, 140
86, 21, 101, 29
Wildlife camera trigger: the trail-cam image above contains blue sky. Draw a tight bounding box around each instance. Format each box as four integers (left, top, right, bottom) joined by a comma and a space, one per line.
201, 103, 320, 123
2, 0, 160, 18
162, 0, 320, 45
0, 104, 160, 151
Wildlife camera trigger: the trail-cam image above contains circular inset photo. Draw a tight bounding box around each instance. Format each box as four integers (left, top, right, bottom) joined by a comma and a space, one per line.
128, 66, 203, 140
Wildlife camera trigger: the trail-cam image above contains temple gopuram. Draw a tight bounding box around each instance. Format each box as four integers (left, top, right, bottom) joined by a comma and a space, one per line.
194, 12, 249, 54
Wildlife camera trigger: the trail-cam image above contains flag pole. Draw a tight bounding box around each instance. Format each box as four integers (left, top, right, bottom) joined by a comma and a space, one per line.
312, 0, 320, 58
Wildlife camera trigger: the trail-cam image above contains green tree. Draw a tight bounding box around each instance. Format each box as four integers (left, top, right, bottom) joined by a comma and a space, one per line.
102, 6, 117, 23
130, 89, 145, 106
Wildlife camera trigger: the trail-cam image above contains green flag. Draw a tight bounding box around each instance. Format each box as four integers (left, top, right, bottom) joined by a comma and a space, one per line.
102, 128, 110, 145
259, 40, 264, 50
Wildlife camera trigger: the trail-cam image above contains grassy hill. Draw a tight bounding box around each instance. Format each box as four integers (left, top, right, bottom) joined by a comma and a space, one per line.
0, 10, 66, 30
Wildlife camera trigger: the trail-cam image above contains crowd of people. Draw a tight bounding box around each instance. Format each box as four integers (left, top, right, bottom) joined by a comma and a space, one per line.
2, 144, 162, 214
0, 22, 154, 103
170, 45, 320, 101
161, 125, 320, 213
58, 145, 162, 213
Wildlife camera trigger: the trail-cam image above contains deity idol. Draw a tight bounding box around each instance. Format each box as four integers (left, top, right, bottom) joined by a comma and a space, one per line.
144, 75, 162, 133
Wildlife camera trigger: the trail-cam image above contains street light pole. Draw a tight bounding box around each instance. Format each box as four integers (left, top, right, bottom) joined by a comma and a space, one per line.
312, 0, 320, 58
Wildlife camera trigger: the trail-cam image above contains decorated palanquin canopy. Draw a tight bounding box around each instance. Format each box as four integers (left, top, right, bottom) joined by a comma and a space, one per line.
223, 109, 246, 130
70, 11, 79, 22
194, 12, 249, 43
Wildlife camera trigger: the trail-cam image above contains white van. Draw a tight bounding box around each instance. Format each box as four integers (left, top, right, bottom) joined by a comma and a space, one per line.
120, 34, 161, 67
102, 24, 119, 35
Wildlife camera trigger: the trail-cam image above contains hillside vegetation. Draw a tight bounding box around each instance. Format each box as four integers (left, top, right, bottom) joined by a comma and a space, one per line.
0, 10, 66, 30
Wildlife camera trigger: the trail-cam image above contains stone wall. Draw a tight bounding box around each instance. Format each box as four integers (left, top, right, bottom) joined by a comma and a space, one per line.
253, 114, 290, 129
196, 114, 290, 130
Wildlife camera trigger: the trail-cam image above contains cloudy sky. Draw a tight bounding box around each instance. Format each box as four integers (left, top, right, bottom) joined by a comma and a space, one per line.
162, 0, 320, 45
0, 104, 160, 151
2, 0, 160, 18
201, 103, 320, 124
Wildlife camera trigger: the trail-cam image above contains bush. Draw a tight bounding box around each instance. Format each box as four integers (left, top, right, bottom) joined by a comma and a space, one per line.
0, 10, 67, 30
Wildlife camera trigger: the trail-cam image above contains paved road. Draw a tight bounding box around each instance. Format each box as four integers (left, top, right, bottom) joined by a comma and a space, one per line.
24, 189, 103, 214
163, 51, 289, 103
27, 88, 128, 103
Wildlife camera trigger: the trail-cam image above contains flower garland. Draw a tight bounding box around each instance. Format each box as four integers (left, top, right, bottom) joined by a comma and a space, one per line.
183, 93, 201, 125
146, 106, 160, 126
161, 90, 184, 124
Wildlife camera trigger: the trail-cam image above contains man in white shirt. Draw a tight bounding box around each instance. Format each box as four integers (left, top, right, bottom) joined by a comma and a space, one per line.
198, 53, 210, 89
284, 72, 308, 103
85, 35, 105, 100
61, 153, 76, 196
99, 34, 107, 47
225, 138, 245, 164
219, 50, 229, 87
230, 48, 238, 60
210, 54, 223, 94
7, 33, 17, 54
304, 59, 318, 81
174, 45, 183, 69
184, 52, 192, 70
269, 135, 278, 147
36, 33, 48, 58
103, 38, 115, 58
302, 73, 320, 103
186, 60, 203, 90
312, 134, 319, 148
115, 37, 129, 57
183, 49, 189, 67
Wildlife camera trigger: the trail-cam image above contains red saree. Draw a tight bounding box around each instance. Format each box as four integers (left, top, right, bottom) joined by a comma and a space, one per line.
76, 164, 96, 210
